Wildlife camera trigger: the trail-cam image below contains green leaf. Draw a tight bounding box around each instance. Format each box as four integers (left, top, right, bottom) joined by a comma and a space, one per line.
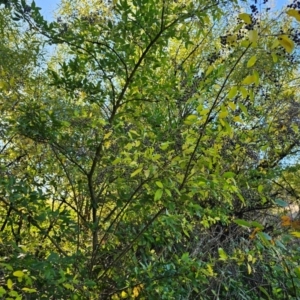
22, 288, 37, 293
130, 167, 143, 178
234, 219, 251, 227
63, 283, 74, 290
165, 189, 172, 197
259, 286, 271, 300
218, 248, 228, 261
249, 30, 258, 43
294, 266, 300, 279
238, 103, 248, 115
274, 199, 289, 207
0, 287, 6, 297
250, 221, 264, 229
239, 13, 252, 24
154, 189, 163, 201
9, 290, 19, 297
247, 55, 257, 68
228, 86, 238, 99
258, 232, 272, 243
223, 172, 235, 178
184, 115, 198, 125
155, 181, 163, 188
160, 142, 170, 150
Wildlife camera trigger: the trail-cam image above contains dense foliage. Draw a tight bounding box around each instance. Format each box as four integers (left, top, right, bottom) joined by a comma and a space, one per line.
1, 0, 300, 299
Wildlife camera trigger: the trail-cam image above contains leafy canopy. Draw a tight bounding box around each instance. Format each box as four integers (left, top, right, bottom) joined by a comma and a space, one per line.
1, 0, 300, 299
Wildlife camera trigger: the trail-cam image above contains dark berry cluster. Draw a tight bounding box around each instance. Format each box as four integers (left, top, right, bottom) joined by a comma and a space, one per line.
287, 0, 300, 9
220, 35, 228, 46
250, 5, 258, 14
288, 28, 300, 46
207, 51, 220, 64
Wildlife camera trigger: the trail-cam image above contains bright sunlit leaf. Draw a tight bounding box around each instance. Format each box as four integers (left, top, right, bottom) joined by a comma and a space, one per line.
130, 167, 143, 178
228, 86, 238, 99
242, 75, 255, 85
286, 9, 300, 22
154, 189, 163, 201
13, 270, 24, 277
7, 279, 13, 290
218, 248, 228, 261
239, 13, 252, 24
278, 35, 294, 53
249, 30, 258, 43
291, 231, 300, 238
247, 55, 257, 68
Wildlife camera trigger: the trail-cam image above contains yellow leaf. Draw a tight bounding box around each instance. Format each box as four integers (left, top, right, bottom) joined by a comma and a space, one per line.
291, 231, 300, 238
228, 102, 236, 111
218, 248, 228, 261
281, 215, 291, 227
130, 167, 143, 178
184, 114, 198, 125
121, 291, 128, 298
239, 87, 248, 98
7, 279, 13, 289
228, 86, 238, 99
104, 131, 112, 139
249, 227, 261, 240
132, 286, 140, 298
0, 81, 6, 89
272, 39, 280, 49
286, 9, 300, 22
13, 270, 24, 277
226, 34, 237, 44
199, 108, 210, 116
278, 35, 294, 53
247, 55, 257, 68
249, 30, 258, 43
242, 75, 255, 85
206, 65, 214, 76
271, 52, 278, 63
207, 264, 214, 276
219, 111, 228, 118
22, 287, 37, 293
241, 40, 250, 47
155, 181, 163, 188
253, 70, 259, 85
233, 116, 243, 123
239, 13, 252, 24
247, 263, 252, 274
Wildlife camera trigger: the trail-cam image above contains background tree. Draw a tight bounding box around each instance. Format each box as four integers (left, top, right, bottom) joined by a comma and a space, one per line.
1, 0, 300, 299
